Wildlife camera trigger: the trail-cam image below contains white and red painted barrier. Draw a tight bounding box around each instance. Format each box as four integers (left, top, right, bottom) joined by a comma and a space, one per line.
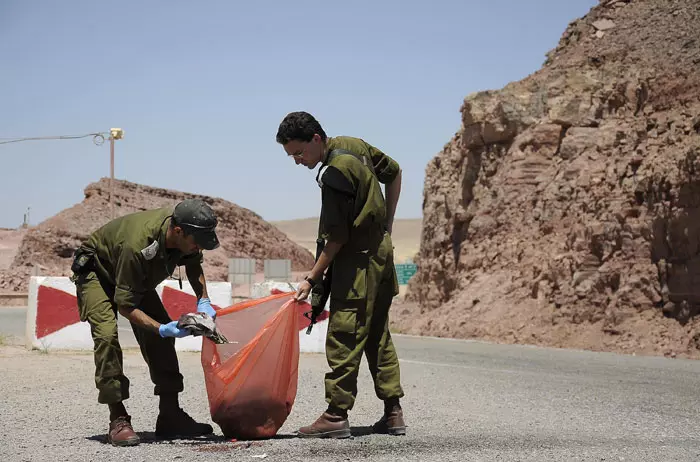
25, 276, 231, 352
251, 281, 330, 354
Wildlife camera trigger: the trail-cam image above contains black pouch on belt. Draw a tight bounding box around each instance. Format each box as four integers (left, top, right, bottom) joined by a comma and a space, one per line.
70, 246, 95, 274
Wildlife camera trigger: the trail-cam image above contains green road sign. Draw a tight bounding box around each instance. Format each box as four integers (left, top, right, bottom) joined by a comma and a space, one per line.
395, 263, 417, 285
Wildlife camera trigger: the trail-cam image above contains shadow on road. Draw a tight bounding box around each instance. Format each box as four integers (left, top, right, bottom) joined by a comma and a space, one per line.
86, 430, 298, 446
350, 426, 375, 437
86, 431, 221, 445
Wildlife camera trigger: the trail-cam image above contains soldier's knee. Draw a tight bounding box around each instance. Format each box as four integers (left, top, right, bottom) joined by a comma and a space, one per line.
92, 322, 119, 346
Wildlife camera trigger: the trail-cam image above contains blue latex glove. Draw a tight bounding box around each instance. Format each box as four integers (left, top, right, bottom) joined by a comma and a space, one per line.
159, 321, 190, 338
197, 297, 217, 319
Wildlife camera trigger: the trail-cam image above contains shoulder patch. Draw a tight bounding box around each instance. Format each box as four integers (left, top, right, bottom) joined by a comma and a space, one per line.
140, 240, 159, 260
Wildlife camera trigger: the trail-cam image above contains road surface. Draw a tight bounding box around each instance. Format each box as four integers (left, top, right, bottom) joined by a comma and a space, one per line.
1, 306, 700, 461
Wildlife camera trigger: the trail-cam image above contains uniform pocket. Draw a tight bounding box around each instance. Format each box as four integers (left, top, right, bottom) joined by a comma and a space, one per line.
331, 252, 369, 302
75, 271, 98, 322
328, 308, 358, 335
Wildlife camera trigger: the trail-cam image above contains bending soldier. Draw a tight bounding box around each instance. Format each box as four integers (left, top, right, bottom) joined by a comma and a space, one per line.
70, 198, 220, 446
276, 111, 407, 438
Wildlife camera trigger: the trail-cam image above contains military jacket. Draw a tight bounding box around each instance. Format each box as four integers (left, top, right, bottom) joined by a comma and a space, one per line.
317, 136, 400, 249
81, 207, 203, 309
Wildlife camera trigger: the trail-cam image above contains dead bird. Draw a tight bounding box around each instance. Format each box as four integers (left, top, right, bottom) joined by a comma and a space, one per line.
177, 312, 234, 344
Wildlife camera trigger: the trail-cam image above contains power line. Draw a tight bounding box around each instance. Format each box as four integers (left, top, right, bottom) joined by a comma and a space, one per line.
1, 128, 124, 219
0, 132, 107, 146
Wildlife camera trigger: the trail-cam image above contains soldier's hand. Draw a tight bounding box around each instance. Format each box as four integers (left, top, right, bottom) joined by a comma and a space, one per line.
294, 280, 312, 302
159, 321, 190, 338
197, 297, 217, 319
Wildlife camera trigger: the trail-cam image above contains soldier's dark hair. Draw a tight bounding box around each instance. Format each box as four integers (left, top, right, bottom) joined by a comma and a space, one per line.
169, 215, 188, 235
170, 214, 199, 237
276, 111, 327, 144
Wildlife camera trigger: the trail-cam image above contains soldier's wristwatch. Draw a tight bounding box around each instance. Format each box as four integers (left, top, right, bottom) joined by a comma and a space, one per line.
304, 275, 317, 287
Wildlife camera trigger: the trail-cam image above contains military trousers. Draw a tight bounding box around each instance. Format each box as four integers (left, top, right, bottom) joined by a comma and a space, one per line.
74, 271, 184, 404
324, 232, 405, 412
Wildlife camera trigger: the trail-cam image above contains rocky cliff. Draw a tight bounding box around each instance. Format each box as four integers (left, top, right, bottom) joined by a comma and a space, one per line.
0, 178, 314, 293
400, 0, 700, 358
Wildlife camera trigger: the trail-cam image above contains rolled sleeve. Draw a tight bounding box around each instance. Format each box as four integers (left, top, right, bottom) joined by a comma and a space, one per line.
364, 141, 400, 184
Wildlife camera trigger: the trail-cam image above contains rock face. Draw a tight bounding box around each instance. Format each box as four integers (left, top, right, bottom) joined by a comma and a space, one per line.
0, 178, 314, 293
0, 228, 26, 270
400, 0, 700, 358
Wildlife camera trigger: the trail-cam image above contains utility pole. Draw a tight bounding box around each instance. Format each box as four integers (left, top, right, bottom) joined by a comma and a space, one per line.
109, 128, 124, 219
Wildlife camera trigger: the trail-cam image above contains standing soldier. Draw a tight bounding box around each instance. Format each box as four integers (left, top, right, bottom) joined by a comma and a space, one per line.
276, 111, 407, 438
70, 198, 220, 446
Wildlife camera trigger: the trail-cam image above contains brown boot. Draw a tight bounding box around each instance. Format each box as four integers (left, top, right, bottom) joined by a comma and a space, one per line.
372, 401, 406, 436
107, 415, 140, 447
297, 410, 351, 439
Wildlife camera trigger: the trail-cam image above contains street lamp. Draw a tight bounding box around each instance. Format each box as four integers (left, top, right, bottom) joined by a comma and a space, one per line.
109, 128, 124, 219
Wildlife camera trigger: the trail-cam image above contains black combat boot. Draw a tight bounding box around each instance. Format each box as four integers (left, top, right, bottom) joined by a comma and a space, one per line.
155, 394, 213, 439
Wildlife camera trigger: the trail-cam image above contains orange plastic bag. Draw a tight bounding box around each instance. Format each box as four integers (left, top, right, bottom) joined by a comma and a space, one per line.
200, 292, 300, 440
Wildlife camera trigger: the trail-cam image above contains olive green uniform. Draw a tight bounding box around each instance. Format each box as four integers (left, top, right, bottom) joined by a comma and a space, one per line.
317, 136, 405, 412
72, 207, 203, 404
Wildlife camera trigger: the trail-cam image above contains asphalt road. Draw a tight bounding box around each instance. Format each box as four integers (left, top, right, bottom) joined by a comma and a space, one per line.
1, 307, 700, 461
0, 306, 25, 344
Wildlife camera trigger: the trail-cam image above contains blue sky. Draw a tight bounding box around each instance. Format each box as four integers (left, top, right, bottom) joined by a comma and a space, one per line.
0, 0, 597, 228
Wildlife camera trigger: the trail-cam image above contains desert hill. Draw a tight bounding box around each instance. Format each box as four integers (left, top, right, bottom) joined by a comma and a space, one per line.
0, 178, 315, 294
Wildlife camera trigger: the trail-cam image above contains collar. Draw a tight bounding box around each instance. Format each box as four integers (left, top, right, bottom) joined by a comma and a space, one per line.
320, 137, 334, 166
156, 215, 172, 258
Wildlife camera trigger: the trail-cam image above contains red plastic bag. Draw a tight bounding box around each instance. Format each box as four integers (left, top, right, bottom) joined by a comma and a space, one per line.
200, 292, 300, 440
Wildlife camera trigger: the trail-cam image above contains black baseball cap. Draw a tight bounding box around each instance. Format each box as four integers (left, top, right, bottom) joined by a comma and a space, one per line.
172, 199, 220, 250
